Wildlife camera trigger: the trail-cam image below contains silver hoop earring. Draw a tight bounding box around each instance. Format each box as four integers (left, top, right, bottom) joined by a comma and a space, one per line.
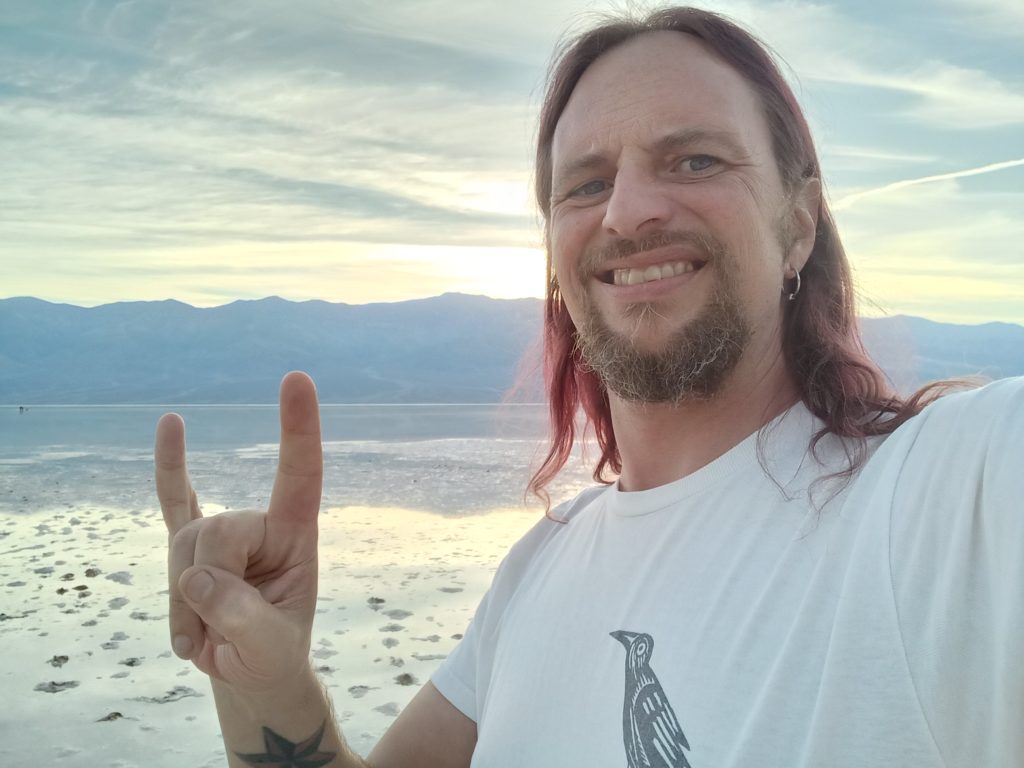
785, 270, 802, 301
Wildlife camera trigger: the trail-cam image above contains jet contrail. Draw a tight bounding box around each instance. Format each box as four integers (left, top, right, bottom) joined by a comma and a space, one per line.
832, 158, 1024, 211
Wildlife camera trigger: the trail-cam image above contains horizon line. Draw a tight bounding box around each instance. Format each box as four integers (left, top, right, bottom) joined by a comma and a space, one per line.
1, 293, 1020, 329
0, 291, 535, 310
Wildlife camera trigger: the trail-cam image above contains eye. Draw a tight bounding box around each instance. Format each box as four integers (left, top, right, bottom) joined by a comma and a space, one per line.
675, 154, 718, 175
570, 179, 610, 198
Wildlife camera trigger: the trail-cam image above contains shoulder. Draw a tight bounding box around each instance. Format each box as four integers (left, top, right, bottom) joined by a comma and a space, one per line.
497, 485, 609, 576
915, 375, 1024, 428
844, 377, 1024, 533
451, 484, 610, 642
879, 376, 1024, 462
883, 378, 1024, 764
548, 484, 609, 523
879, 377, 1024, 556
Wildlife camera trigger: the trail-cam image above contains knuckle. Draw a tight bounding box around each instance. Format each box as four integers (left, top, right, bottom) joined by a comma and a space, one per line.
218, 607, 249, 638
278, 457, 320, 479
193, 510, 264, 561
158, 494, 190, 521
167, 594, 199, 633
154, 455, 184, 472
169, 517, 202, 552
195, 513, 237, 546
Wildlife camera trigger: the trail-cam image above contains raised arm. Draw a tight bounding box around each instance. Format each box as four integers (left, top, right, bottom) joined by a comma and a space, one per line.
155, 371, 476, 767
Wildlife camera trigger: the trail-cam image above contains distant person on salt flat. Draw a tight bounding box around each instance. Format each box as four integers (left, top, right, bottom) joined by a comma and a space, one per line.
155, 7, 1024, 767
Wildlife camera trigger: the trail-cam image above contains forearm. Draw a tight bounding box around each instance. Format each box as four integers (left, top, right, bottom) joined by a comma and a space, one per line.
212, 666, 368, 768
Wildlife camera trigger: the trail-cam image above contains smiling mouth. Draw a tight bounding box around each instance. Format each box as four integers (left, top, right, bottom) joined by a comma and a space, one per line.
599, 259, 706, 286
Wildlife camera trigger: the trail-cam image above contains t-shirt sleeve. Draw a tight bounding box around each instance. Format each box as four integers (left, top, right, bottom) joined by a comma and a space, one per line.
429, 578, 494, 720
888, 376, 1024, 766
428, 513, 564, 721
430, 488, 605, 721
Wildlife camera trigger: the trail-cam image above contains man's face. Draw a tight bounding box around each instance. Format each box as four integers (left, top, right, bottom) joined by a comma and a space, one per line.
548, 31, 807, 404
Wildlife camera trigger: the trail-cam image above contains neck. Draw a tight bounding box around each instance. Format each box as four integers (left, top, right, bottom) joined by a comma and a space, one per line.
609, 354, 799, 492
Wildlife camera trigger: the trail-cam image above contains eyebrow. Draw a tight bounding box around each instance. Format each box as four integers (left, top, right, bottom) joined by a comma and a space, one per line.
654, 127, 748, 157
552, 127, 749, 186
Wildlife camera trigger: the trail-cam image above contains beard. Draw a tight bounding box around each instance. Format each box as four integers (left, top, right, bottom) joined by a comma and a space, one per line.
572, 232, 752, 405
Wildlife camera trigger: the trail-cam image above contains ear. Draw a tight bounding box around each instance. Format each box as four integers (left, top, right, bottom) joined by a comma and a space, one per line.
785, 177, 820, 274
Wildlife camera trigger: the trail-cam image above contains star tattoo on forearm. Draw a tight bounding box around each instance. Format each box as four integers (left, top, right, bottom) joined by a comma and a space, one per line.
234, 720, 336, 767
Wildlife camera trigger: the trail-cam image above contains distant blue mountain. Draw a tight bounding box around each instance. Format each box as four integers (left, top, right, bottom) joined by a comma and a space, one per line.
0, 294, 1021, 404
860, 315, 1024, 392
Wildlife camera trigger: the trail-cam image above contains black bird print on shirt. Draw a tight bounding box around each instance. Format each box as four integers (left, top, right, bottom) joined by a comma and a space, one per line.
611, 630, 693, 768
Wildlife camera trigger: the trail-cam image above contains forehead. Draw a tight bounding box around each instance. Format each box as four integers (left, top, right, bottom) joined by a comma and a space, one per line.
552, 30, 771, 169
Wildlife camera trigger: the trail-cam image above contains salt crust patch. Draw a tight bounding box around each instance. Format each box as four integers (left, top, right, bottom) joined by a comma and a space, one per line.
0, 502, 537, 765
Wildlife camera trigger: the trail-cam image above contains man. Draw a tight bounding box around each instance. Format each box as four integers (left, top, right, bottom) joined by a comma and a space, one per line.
156, 8, 1023, 767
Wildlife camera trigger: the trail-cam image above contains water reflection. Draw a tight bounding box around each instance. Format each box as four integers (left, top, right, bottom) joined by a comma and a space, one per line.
0, 503, 538, 764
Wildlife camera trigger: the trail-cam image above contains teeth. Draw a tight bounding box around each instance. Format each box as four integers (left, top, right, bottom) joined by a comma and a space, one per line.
612, 260, 696, 286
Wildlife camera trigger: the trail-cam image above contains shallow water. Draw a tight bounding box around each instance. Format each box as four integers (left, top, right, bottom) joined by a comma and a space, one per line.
0, 403, 592, 515
0, 404, 597, 764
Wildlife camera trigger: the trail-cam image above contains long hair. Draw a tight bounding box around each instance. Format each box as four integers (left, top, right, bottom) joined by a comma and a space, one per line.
527, 7, 951, 504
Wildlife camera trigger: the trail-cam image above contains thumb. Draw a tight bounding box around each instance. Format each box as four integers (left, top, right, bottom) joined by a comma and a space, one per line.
179, 565, 306, 666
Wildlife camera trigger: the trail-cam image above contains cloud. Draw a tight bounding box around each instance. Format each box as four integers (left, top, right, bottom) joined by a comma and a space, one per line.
878, 63, 1024, 130
1, 0, 1020, 326
836, 179, 1024, 323
833, 158, 1024, 210
705, 1, 1024, 130
940, 0, 1024, 39
0, 2, 544, 261
0, 239, 546, 307
823, 145, 939, 165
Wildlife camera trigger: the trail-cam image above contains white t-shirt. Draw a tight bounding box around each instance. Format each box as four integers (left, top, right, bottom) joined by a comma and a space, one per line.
431, 377, 1024, 767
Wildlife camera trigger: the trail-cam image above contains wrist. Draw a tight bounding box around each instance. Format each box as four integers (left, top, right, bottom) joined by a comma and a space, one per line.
212, 665, 350, 766
212, 662, 322, 717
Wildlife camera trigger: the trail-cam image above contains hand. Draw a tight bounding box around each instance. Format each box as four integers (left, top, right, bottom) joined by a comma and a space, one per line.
155, 372, 324, 692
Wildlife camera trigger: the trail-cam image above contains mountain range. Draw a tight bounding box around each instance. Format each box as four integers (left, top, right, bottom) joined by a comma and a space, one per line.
1, 293, 1021, 404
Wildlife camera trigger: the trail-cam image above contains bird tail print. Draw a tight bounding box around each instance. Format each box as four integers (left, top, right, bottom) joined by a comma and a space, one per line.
611, 630, 693, 768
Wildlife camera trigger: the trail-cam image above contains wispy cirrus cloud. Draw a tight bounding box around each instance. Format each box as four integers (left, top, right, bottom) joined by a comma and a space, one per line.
0, 0, 1021, 325
835, 62, 1024, 130
940, 0, 1024, 39
717, 0, 1024, 130
836, 179, 1024, 323
834, 158, 1024, 210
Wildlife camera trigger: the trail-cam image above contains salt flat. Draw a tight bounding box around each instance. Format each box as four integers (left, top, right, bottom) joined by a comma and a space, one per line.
0, 502, 540, 765
0, 404, 595, 764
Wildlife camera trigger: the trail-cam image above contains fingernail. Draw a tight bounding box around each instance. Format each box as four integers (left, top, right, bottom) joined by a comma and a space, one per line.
172, 634, 193, 658
184, 570, 214, 602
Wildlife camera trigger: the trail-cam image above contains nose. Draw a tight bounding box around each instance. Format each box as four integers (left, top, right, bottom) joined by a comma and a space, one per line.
601, 167, 673, 237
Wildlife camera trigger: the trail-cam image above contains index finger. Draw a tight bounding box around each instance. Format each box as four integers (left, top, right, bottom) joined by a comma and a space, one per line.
155, 412, 201, 535
268, 371, 324, 524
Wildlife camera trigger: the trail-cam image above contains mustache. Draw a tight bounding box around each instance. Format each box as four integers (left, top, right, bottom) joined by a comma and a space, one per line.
578, 230, 724, 278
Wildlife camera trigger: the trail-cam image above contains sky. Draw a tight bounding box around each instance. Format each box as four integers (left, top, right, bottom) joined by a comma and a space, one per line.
1, 0, 1022, 324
